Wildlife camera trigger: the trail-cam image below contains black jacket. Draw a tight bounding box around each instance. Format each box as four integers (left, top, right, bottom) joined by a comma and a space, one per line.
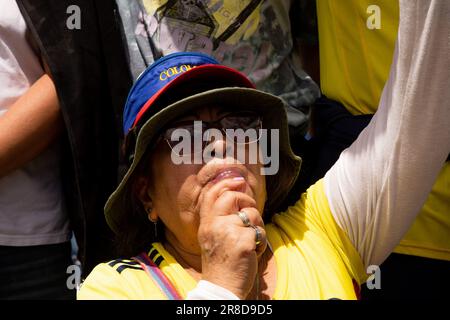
16, 0, 132, 275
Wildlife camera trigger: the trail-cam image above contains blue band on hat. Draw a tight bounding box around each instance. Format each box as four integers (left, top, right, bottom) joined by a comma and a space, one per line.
123, 52, 220, 135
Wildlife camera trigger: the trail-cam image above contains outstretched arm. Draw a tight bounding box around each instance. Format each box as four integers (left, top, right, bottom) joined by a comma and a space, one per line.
324, 0, 450, 267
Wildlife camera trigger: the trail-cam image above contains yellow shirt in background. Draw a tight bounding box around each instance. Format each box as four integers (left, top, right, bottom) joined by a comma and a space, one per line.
78, 180, 366, 300
317, 0, 399, 115
395, 164, 450, 261
316, 0, 450, 261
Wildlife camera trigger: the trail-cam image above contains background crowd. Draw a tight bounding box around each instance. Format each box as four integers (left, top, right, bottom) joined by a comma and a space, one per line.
0, 0, 448, 300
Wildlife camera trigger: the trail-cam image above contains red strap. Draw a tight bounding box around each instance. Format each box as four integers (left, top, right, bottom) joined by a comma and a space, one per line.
352, 279, 361, 300
133, 252, 182, 300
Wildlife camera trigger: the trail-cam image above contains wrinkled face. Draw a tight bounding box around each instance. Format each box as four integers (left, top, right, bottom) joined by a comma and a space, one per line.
137, 105, 267, 254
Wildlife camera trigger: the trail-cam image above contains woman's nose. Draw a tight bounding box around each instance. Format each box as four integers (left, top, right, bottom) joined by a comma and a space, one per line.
203, 129, 233, 160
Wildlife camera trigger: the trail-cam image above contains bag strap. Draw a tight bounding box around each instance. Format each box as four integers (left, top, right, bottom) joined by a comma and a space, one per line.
212, 0, 263, 50
132, 252, 182, 300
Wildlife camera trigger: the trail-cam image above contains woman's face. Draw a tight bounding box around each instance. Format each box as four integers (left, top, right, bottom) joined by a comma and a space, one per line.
137, 105, 267, 254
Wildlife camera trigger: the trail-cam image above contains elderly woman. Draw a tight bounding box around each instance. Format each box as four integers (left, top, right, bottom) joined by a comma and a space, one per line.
78, 0, 450, 300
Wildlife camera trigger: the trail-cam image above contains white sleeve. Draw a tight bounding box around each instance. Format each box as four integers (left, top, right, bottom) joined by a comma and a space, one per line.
185, 280, 240, 300
324, 0, 450, 268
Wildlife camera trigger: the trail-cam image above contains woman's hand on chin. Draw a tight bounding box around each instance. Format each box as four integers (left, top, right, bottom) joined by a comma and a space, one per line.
197, 177, 267, 299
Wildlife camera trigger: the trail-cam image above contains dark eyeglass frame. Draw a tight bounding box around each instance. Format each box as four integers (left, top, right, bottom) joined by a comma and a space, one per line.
161, 111, 263, 156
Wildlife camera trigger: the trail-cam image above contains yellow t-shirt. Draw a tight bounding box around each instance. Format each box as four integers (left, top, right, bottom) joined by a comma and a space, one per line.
317, 0, 399, 115
394, 164, 450, 260
78, 180, 367, 300
316, 0, 450, 261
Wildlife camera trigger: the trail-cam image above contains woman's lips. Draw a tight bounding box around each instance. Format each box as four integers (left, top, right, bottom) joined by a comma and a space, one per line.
211, 168, 245, 184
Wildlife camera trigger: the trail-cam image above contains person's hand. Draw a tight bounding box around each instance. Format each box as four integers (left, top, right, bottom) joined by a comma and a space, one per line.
197, 177, 267, 299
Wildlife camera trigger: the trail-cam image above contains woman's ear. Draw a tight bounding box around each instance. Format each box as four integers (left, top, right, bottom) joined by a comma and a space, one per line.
134, 176, 157, 221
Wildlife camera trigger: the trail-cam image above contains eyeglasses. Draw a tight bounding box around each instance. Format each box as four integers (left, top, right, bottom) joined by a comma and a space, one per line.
162, 111, 263, 157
